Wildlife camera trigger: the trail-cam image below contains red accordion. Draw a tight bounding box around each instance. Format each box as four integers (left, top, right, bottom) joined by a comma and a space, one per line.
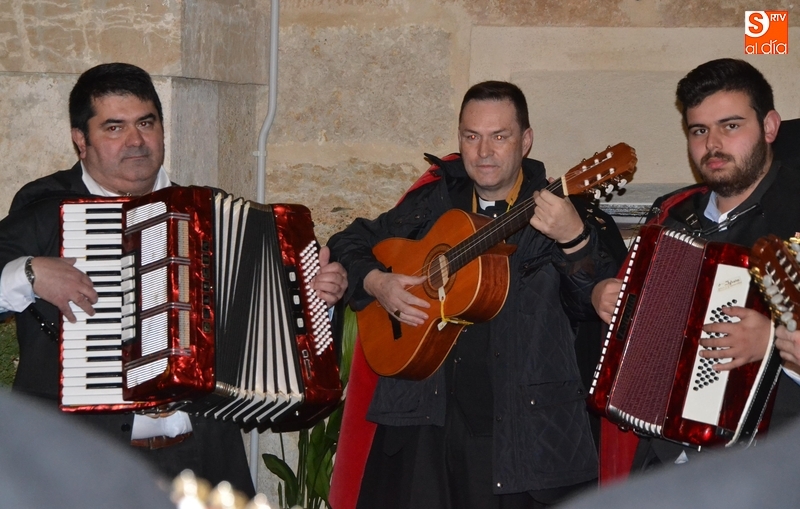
588, 225, 780, 448
59, 187, 342, 431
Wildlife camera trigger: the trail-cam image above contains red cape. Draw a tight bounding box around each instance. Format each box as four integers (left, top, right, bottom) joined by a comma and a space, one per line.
328, 155, 458, 509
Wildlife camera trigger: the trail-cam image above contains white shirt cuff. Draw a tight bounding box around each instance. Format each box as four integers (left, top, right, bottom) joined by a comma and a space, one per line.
0, 257, 36, 312
131, 411, 193, 439
783, 365, 800, 385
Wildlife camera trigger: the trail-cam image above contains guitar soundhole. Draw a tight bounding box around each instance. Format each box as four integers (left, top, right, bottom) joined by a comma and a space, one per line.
423, 244, 455, 299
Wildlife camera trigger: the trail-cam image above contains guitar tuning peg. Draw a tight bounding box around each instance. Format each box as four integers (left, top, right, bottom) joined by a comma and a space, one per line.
594, 189, 602, 200
605, 183, 614, 194
618, 178, 628, 189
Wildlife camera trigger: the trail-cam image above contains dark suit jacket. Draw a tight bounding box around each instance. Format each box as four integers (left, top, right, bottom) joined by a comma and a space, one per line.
0, 163, 255, 496
774, 117, 800, 169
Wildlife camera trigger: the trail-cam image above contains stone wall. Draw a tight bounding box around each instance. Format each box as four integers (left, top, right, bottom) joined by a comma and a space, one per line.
2, 0, 799, 502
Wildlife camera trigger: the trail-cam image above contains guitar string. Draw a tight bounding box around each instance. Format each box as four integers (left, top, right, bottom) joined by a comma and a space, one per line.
405, 168, 597, 285
435, 158, 631, 278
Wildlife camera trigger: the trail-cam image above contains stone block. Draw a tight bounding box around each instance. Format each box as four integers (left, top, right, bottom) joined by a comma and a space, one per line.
0, 0, 181, 74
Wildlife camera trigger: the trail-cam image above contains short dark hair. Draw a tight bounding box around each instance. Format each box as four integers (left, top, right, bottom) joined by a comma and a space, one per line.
459, 81, 531, 131
676, 58, 774, 125
69, 63, 163, 138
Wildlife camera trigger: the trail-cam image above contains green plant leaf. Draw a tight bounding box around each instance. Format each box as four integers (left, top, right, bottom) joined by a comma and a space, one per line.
262, 453, 299, 507
305, 421, 335, 505
339, 306, 358, 387
326, 404, 343, 437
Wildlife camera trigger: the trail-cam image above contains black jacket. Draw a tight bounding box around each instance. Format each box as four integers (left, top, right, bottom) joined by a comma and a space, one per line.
328, 155, 626, 493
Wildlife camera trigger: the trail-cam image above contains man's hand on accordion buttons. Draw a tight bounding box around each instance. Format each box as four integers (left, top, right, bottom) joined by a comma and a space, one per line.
701, 306, 772, 371
312, 246, 348, 307
591, 278, 622, 324
30, 257, 97, 323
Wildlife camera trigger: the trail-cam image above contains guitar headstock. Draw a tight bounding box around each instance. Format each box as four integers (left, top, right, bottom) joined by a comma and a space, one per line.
750, 235, 800, 331
562, 142, 638, 199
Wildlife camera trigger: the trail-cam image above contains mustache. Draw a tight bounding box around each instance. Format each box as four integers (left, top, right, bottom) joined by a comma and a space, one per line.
121, 148, 151, 159
700, 151, 733, 166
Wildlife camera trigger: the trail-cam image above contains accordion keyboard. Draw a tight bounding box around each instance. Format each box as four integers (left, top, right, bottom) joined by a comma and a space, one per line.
60, 202, 127, 406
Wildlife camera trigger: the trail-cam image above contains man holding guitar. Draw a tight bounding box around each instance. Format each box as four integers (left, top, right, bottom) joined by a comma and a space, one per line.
328, 81, 627, 508
591, 59, 800, 475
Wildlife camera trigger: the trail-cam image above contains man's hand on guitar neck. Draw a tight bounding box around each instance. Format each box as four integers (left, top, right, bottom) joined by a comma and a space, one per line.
530, 189, 589, 254
363, 269, 429, 326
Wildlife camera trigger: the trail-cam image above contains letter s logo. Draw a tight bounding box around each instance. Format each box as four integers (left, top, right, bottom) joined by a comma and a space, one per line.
745, 11, 769, 37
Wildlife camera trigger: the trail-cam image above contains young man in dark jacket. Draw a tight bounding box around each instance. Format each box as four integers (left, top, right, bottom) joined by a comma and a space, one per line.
592, 58, 800, 471
329, 81, 626, 508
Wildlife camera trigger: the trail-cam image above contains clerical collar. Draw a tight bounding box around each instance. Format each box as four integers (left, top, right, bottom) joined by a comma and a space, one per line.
80, 161, 171, 196
478, 196, 502, 210
477, 197, 509, 218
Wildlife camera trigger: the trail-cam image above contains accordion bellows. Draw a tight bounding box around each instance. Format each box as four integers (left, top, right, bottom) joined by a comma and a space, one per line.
59, 187, 342, 431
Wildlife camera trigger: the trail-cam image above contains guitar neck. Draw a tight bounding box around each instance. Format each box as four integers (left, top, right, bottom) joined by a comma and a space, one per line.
446, 178, 565, 273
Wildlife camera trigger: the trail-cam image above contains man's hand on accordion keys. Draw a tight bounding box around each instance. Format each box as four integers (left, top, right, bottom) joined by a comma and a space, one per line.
310, 246, 348, 307
700, 306, 772, 371
30, 256, 97, 323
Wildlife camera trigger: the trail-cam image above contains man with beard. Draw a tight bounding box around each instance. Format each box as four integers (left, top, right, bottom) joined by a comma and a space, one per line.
592, 58, 800, 471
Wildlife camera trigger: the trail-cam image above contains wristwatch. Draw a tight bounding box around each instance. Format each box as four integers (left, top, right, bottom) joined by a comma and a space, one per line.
24, 256, 35, 286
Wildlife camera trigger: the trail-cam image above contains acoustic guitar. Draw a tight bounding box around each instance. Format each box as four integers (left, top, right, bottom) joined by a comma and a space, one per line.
750, 234, 800, 375
358, 143, 638, 380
